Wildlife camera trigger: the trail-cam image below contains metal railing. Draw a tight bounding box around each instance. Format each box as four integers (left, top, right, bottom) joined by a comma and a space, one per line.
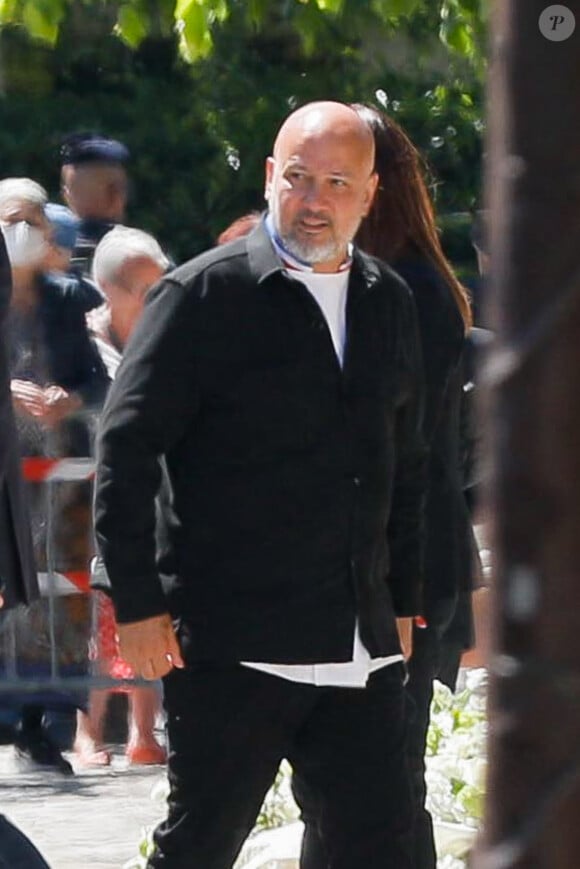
0, 439, 140, 696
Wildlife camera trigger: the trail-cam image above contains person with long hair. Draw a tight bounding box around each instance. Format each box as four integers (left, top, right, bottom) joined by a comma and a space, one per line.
358, 103, 476, 869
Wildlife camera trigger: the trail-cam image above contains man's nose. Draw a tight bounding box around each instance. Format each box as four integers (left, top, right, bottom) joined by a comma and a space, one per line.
302, 179, 325, 207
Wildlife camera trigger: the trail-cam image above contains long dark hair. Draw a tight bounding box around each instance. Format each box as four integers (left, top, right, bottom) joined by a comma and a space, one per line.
352, 103, 472, 330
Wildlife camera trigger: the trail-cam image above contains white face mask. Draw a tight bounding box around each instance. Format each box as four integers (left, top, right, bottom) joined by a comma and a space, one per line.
1, 220, 46, 268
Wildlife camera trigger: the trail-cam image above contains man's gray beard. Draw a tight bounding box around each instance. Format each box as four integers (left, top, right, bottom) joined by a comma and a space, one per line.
282, 232, 342, 265
269, 203, 342, 265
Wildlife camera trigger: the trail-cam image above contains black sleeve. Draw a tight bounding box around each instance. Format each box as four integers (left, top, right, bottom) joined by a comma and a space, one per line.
395, 261, 464, 443
386, 287, 428, 616
70, 310, 110, 409
43, 278, 110, 409
94, 277, 201, 623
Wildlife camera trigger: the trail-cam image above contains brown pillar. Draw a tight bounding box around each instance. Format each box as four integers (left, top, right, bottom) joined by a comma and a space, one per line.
475, 2, 580, 867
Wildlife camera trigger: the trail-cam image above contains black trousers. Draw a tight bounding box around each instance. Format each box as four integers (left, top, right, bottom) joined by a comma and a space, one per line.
148, 663, 413, 869
404, 624, 441, 869
298, 607, 461, 869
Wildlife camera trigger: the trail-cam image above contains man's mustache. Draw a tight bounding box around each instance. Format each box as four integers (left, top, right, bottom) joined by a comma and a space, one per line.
295, 210, 332, 225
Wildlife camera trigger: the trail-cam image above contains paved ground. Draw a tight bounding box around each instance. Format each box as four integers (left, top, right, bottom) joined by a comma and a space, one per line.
0, 745, 166, 868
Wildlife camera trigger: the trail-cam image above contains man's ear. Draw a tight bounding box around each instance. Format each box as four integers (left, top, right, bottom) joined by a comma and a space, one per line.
264, 156, 275, 202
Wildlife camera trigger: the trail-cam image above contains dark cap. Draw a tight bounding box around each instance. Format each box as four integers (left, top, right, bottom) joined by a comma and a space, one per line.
60, 132, 130, 167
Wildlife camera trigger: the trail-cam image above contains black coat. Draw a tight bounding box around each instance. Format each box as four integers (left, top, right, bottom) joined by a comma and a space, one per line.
95, 222, 427, 664
33, 273, 109, 410
0, 233, 38, 609
394, 257, 477, 623
70, 218, 113, 311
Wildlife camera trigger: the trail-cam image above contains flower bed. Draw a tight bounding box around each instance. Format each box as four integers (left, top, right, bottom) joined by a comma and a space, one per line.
426, 668, 487, 866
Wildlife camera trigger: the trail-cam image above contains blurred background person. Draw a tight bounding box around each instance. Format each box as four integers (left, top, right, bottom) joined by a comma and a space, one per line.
0, 201, 38, 613
43, 201, 103, 314
0, 223, 53, 866
60, 132, 130, 310
43, 203, 79, 276
74, 225, 170, 767
216, 211, 261, 246
0, 208, 38, 719
350, 103, 479, 869
0, 176, 108, 774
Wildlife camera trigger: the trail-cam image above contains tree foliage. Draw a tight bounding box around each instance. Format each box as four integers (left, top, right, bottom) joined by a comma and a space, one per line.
0, 0, 486, 72
0, 1, 484, 266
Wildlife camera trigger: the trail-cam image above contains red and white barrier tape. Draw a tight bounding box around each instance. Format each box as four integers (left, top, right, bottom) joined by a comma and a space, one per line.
37, 570, 91, 596
20, 457, 95, 595
21, 456, 95, 483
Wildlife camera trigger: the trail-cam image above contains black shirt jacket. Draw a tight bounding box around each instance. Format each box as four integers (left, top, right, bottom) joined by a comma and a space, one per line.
95, 223, 428, 664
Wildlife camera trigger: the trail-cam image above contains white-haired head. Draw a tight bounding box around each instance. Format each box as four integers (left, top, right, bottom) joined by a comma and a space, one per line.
92, 225, 169, 290
0, 178, 48, 212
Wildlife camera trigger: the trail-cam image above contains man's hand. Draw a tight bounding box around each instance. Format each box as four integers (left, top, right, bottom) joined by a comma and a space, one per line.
42, 385, 82, 428
11, 379, 46, 419
10, 380, 82, 428
117, 613, 185, 680
396, 617, 413, 661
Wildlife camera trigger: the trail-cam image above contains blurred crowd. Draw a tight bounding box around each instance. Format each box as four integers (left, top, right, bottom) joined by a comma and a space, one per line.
0, 133, 172, 774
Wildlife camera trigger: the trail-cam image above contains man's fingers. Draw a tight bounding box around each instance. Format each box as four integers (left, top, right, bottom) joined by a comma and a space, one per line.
116, 614, 184, 678
166, 631, 185, 669
140, 656, 173, 680
141, 658, 157, 680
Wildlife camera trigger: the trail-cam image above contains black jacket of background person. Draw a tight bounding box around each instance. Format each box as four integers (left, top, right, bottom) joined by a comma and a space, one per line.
0, 233, 37, 609
33, 273, 109, 409
395, 257, 477, 624
70, 218, 111, 312
95, 221, 427, 664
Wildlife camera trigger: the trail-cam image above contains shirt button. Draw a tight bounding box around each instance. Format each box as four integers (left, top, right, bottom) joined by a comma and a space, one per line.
353, 476, 361, 487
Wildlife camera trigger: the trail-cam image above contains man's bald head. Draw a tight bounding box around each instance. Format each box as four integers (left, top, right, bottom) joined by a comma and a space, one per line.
265, 101, 378, 272
273, 101, 375, 172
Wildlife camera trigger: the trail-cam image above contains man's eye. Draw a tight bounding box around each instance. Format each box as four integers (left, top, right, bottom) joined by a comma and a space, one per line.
330, 178, 347, 188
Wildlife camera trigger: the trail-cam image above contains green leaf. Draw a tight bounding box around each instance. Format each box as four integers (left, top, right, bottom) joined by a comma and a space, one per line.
0, 0, 20, 24
212, 0, 229, 24
175, 0, 197, 18
312, 0, 344, 14
115, 4, 149, 49
21, 0, 63, 44
440, 18, 473, 56
176, 1, 213, 61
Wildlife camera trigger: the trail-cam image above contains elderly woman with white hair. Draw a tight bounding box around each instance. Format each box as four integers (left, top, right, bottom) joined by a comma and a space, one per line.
74, 225, 170, 767
0, 176, 109, 775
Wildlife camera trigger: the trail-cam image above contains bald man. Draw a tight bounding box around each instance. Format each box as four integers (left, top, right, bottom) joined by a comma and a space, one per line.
95, 102, 427, 868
